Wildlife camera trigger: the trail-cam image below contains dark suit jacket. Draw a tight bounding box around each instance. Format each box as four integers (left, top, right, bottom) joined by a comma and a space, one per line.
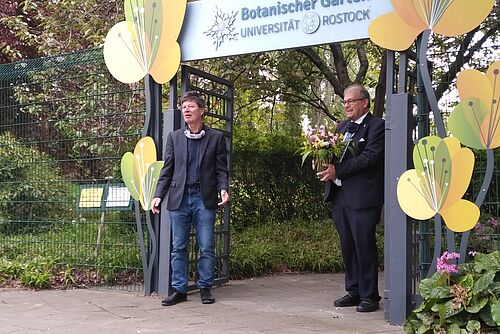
324, 113, 385, 209
154, 126, 229, 210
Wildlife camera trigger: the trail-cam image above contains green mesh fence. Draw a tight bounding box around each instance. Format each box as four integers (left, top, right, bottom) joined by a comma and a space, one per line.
0, 48, 146, 291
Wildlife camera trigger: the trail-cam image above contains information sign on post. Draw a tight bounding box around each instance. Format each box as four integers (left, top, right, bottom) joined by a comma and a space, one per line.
77, 184, 132, 211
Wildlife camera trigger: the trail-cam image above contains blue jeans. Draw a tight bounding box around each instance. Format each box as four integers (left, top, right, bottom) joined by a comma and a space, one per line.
169, 191, 216, 293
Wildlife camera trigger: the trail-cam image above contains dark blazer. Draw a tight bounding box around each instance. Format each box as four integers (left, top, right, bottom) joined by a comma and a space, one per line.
324, 112, 385, 209
154, 126, 229, 210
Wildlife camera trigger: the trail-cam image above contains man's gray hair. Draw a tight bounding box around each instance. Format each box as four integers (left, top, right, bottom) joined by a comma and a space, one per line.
181, 91, 206, 109
345, 83, 371, 108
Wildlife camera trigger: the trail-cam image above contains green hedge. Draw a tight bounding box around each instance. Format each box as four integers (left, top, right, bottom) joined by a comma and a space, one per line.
230, 220, 345, 278
231, 148, 329, 230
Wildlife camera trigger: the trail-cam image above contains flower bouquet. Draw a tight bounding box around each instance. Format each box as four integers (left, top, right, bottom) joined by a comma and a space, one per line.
298, 124, 345, 171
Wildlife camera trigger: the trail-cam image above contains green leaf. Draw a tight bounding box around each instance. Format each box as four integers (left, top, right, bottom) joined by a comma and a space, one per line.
443, 300, 463, 318
419, 274, 445, 299
474, 251, 500, 273
416, 323, 430, 334
472, 271, 495, 294
415, 311, 435, 326
478, 303, 496, 326
301, 151, 312, 167
430, 286, 453, 299
458, 273, 474, 289
491, 300, 500, 325
403, 321, 417, 334
466, 296, 488, 313
448, 323, 461, 334
465, 320, 481, 332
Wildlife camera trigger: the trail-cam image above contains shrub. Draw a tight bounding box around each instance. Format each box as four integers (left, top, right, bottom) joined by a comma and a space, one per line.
231, 148, 329, 230
404, 251, 500, 334
0, 132, 72, 233
230, 220, 345, 279
468, 216, 499, 256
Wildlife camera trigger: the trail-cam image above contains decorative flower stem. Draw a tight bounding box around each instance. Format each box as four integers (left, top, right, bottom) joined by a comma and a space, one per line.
419, 29, 454, 276
427, 214, 443, 277
418, 29, 447, 138
459, 148, 495, 262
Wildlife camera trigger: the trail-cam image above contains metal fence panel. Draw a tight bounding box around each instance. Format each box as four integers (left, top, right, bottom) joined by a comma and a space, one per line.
0, 48, 146, 291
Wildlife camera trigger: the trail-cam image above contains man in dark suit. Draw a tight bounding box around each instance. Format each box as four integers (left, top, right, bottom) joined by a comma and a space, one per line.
317, 83, 384, 313
152, 91, 229, 306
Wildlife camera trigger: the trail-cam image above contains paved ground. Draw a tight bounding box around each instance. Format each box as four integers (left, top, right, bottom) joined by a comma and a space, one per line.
0, 273, 404, 334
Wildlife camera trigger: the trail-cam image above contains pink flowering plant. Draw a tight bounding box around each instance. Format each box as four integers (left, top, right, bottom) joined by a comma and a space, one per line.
436, 251, 460, 276
298, 124, 346, 171
404, 251, 500, 334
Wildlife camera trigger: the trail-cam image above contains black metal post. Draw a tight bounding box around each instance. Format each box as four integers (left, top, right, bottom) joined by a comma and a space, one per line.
143, 74, 163, 294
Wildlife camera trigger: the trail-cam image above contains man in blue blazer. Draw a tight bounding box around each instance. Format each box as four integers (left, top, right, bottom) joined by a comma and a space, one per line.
318, 83, 384, 313
152, 91, 229, 306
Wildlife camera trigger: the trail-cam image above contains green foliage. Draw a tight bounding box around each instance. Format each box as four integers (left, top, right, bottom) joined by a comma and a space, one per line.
0, 0, 123, 61
59, 265, 77, 286
404, 251, 500, 334
0, 217, 362, 288
0, 258, 24, 282
20, 256, 55, 289
0, 132, 72, 233
0, 256, 55, 289
229, 220, 345, 279
231, 142, 329, 230
0, 218, 142, 288
468, 215, 499, 256
8, 57, 144, 179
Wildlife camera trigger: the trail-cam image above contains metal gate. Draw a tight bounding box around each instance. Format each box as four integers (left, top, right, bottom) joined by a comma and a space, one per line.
155, 65, 233, 294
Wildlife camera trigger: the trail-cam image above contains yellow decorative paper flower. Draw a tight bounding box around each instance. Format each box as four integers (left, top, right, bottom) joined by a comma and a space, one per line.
121, 137, 164, 211
103, 0, 186, 84
397, 136, 479, 232
368, 0, 494, 51
448, 61, 500, 149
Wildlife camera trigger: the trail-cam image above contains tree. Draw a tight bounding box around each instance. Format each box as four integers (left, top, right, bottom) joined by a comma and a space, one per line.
2, 0, 498, 137
0, 0, 122, 63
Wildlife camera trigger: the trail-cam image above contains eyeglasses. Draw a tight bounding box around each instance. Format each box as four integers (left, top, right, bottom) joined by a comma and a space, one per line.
342, 97, 366, 105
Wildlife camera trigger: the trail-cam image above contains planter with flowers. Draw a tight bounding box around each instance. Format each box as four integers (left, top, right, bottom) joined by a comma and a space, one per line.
404, 251, 500, 334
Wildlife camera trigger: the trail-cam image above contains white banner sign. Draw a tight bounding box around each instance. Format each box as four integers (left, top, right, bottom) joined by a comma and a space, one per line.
179, 0, 393, 61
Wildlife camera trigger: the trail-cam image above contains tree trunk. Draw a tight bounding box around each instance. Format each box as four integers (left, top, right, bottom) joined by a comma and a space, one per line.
373, 52, 387, 119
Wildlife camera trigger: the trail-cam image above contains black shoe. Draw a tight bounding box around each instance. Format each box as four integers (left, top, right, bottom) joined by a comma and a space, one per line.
334, 293, 361, 307
356, 298, 380, 312
161, 290, 187, 306
200, 287, 215, 304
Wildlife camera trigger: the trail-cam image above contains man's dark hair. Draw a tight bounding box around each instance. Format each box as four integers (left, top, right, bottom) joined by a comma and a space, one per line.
345, 83, 371, 109
181, 91, 206, 109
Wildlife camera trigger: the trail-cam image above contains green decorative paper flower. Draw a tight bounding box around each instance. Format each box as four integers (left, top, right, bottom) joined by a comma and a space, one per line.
448, 61, 500, 149
397, 136, 479, 232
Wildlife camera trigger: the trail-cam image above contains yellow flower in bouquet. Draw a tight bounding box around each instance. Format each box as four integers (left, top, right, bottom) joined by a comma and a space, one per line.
298, 124, 345, 171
